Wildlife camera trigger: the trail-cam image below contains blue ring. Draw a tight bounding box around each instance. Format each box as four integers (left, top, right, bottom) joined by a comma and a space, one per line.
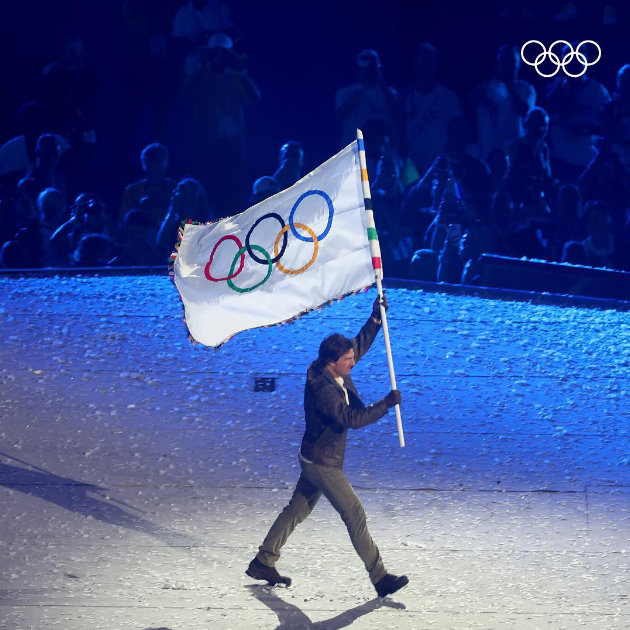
288, 190, 334, 243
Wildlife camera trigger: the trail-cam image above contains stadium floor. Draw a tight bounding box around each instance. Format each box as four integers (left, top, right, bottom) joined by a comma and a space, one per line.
1, 276, 628, 629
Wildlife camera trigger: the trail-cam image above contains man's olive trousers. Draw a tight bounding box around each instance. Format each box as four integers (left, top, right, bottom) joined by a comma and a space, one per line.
255, 457, 387, 585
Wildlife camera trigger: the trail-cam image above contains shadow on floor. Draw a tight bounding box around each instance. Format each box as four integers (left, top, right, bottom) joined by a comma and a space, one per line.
0, 454, 198, 548
246, 584, 405, 629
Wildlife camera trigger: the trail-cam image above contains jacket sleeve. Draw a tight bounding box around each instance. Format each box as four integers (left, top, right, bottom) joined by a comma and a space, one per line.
313, 378, 389, 430
353, 315, 381, 363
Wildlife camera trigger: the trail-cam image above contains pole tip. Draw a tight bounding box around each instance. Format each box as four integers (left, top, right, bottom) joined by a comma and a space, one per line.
356, 128, 363, 139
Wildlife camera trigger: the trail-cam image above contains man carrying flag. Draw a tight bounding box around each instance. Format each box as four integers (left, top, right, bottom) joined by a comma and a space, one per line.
245, 293, 407, 597
172, 132, 406, 595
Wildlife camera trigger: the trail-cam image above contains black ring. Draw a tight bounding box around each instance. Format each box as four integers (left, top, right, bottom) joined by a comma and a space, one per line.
245, 212, 287, 265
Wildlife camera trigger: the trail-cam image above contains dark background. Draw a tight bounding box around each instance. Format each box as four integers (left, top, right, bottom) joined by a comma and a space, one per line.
0, 0, 626, 208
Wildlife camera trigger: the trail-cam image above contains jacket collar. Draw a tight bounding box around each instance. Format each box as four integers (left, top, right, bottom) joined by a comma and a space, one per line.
307, 361, 357, 393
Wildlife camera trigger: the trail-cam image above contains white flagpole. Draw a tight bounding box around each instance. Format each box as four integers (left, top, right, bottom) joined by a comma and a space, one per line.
356, 129, 405, 448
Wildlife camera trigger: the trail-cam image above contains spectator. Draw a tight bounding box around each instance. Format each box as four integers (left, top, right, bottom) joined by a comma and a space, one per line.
121, 0, 175, 152
359, 118, 402, 181
120, 143, 176, 227
38, 188, 68, 266
42, 37, 96, 143
0, 198, 15, 245
51, 193, 112, 260
401, 156, 452, 249
577, 137, 630, 235
273, 141, 304, 192
0, 225, 44, 268
371, 149, 413, 277
0, 239, 29, 268
179, 33, 260, 213
471, 45, 535, 162
544, 44, 610, 182
117, 208, 160, 266
13, 227, 44, 268
17, 134, 67, 215
443, 117, 493, 220
599, 64, 630, 166
38, 187, 67, 229
407, 248, 438, 281
0, 103, 69, 179
561, 240, 588, 265
488, 189, 514, 255
581, 200, 616, 268
177, 176, 212, 222
42, 36, 97, 194
459, 227, 491, 285
436, 222, 464, 283
487, 147, 509, 190
73, 233, 115, 267
552, 184, 584, 260
156, 177, 212, 260
427, 178, 479, 255
173, 0, 235, 75
404, 43, 462, 178
438, 223, 494, 284
249, 176, 279, 206
335, 49, 401, 149
504, 107, 553, 213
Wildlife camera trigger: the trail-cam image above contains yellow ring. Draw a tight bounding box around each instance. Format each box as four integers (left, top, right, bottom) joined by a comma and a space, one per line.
274, 222, 319, 275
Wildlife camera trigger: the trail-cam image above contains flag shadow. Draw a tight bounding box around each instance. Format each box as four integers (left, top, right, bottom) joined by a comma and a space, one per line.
246, 584, 405, 629
0, 454, 198, 549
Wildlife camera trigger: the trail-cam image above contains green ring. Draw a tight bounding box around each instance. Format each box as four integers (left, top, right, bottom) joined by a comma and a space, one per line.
227, 245, 273, 293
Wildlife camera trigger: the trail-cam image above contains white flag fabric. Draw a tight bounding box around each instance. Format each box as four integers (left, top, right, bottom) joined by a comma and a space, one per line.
172, 140, 375, 347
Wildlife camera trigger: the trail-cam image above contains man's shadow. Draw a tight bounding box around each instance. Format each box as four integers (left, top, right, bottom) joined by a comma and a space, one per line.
0, 454, 197, 548
246, 584, 405, 629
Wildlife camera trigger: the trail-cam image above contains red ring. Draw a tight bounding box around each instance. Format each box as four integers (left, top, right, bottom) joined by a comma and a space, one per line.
205, 235, 245, 282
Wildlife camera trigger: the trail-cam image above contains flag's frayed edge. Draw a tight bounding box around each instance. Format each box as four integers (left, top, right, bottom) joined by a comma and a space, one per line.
168, 219, 375, 349
168, 219, 200, 344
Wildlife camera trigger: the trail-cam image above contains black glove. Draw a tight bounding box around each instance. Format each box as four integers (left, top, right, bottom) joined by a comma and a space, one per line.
384, 389, 401, 408
372, 293, 389, 322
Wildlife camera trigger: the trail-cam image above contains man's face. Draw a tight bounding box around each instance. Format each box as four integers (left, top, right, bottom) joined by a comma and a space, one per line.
328, 348, 355, 378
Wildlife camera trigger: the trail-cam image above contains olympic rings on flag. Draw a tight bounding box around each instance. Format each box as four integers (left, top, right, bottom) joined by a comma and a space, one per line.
227, 245, 273, 293
205, 235, 245, 282
246, 212, 287, 265
204, 188, 335, 292
289, 190, 334, 242
274, 222, 318, 275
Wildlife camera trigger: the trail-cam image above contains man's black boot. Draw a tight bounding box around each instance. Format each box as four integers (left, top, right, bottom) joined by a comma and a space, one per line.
375, 573, 409, 597
246, 557, 292, 587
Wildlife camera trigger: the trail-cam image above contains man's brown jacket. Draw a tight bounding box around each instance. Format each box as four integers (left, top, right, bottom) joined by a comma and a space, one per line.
300, 316, 390, 468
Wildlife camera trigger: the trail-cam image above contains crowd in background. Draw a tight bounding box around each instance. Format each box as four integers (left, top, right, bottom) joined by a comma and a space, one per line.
1, 0, 629, 286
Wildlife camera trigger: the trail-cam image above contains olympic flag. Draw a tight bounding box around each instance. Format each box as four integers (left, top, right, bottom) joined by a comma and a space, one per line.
171, 140, 375, 347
